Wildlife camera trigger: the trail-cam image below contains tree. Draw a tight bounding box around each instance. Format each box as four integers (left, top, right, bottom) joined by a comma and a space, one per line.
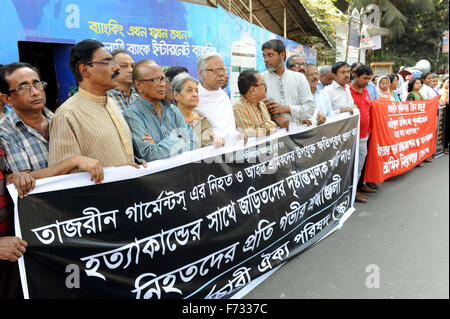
333, 0, 449, 71
298, 0, 347, 65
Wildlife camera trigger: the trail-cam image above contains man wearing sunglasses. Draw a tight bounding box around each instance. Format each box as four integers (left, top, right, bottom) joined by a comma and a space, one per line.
123, 60, 198, 161
49, 39, 145, 170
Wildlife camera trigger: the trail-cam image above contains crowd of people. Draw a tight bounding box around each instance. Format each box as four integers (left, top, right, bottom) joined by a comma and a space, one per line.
0, 38, 448, 298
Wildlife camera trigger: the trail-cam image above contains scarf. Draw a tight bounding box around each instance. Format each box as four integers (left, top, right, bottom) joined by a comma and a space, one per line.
195, 83, 237, 138
409, 91, 423, 101
376, 76, 392, 100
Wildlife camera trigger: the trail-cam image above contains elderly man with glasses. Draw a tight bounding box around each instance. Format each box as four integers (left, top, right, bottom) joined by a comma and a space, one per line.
233, 70, 278, 137
195, 53, 238, 141
286, 54, 307, 75
49, 39, 145, 170
123, 60, 199, 161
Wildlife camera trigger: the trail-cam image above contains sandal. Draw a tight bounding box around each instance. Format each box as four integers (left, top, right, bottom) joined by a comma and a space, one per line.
355, 192, 368, 203
424, 158, 433, 162
418, 162, 424, 167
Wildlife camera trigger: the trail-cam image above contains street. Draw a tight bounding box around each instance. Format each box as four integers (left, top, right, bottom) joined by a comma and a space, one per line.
244, 154, 449, 299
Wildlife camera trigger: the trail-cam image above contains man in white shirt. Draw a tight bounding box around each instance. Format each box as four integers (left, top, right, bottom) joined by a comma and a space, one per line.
317, 65, 333, 91
261, 39, 315, 130
195, 53, 238, 140
322, 62, 355, 115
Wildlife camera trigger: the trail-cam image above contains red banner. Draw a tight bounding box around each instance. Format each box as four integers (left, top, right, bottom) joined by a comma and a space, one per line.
364, 96, 439, 183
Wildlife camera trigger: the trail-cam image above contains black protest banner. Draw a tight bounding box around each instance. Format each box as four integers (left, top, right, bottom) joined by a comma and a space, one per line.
13, 115, 359, 299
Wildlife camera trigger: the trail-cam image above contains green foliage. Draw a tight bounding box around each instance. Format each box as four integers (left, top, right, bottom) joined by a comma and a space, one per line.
298, 0, 347, 64
330, 0, 448, 71
369, 0, 449, 71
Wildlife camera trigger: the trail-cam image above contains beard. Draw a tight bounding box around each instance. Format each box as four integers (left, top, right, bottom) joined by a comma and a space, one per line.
266, 60, 283, 72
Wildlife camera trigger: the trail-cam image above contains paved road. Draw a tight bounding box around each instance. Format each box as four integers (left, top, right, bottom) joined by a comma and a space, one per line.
244, 155, 449, 299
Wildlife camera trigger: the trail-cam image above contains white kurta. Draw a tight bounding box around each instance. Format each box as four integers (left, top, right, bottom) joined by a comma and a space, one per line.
195, 84, 238, 138
262, 69, 315, 122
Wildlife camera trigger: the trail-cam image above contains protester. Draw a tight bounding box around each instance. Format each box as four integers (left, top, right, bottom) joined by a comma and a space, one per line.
0, 61, 104, 300
376, 76, 392, 101
406, 78, 425, 101
0, 62, 105, 187
171, 72, 224, 148
195, 53, 238, 139
233, 69, 278, 137
406, 77, 433, 164
123, 60, 198, 161
322, 62, 355, 115
317, 65, 333, 91
350, 62, 361, 81
439, 77, 449, 154
394, 73, 406, 101
349, 65, 374, 203
165, 66, 188, 104
419, 72, 438, 100
261, 39, 315, 130
286, 54, 307, 74
388, 74, 401, 101
0, 144, 34, 299
49, 39, 143, 169
351, 62, 377, 100
431, 73, 439, 91
305, 64, 331, 125
106, 48, 139, 111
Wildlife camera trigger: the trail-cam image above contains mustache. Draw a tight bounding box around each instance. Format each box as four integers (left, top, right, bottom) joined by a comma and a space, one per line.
111, 70, 120, 79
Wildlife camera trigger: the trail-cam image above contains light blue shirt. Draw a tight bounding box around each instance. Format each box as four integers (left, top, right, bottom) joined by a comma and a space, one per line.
316, 80, 325, 91
123, 96, 199, 161
366, 81, 379, 100
312, 89, 334, 117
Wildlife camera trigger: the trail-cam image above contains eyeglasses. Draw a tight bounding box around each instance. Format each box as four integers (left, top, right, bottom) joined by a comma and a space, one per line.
253, 82, 266, 87
85, 58, 115, 67
138, 76, 167, 84
8, 81, 47, 95
292, 63, 306, 68
205, 67, 227, 75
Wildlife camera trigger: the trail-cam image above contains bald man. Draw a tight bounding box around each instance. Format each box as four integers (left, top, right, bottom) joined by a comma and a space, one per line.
123, 60, 199, 161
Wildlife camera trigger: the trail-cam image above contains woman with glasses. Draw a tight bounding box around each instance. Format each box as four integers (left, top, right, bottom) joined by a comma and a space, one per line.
170, 73, 225, 149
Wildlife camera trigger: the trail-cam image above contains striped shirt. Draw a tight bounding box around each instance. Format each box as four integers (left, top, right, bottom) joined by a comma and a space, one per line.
0, 107, 53, 172
123, 96, 199, 161
233, 97, 278, 137
107, 87, 139, 111
49, 87, 135, 168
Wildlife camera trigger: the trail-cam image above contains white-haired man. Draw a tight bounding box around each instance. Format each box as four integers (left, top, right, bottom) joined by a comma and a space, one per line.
195, 53, 238, 139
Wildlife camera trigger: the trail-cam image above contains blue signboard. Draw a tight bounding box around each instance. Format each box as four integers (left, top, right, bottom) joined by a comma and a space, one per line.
0, 0, 316, 104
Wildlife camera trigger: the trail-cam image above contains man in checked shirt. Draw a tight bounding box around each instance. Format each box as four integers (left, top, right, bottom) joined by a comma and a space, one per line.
107, 48, 140, 112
